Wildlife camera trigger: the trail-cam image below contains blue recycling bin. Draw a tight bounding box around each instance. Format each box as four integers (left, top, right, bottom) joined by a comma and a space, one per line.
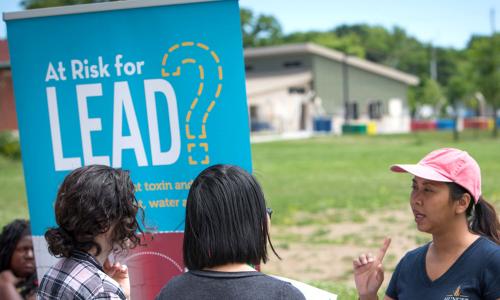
313, 118, 332, 132
251, 120, 272, 132
436, 119, 455, 131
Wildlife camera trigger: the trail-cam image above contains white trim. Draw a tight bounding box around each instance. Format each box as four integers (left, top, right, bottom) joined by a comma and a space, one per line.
3, 0, 220, 21
245, 43, 420, 86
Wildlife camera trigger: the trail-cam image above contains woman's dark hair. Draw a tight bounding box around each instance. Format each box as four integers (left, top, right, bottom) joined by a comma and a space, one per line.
448, 182, 500, 244
0, 219, 31, 272
183, 164, 279, 270
45, 165, 145, 257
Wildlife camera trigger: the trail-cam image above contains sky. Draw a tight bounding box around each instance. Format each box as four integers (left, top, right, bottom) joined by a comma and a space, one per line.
1, 0, 499, 49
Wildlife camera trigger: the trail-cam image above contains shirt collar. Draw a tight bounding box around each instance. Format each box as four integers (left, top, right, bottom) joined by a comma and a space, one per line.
71, 250, 104, 272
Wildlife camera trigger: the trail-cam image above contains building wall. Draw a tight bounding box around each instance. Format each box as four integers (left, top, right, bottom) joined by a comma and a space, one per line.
311, 55, 410, 119
311, 55, 343, 114
0, 69, 17, 131
248, 88, 308, 132
347, 65, 409, 117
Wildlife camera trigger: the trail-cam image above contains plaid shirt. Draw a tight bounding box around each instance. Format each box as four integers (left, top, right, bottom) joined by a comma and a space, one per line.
37, 250, 126, 300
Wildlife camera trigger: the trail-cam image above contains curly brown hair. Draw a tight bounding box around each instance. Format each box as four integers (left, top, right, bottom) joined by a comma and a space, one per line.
45, 165, 144, 258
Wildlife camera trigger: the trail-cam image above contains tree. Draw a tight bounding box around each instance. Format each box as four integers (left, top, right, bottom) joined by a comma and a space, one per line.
446, 61, 474, 140
283, 31, 365, 57
240, 8, 283, 47
22, 0, 119, 9
467, 34, 500, 137
412, 78, 445, 119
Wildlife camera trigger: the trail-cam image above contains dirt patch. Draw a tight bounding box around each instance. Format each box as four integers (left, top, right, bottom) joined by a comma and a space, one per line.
262, 208, 430, 288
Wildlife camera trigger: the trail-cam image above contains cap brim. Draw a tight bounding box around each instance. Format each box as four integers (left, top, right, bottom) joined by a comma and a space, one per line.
390, 164, 453, 182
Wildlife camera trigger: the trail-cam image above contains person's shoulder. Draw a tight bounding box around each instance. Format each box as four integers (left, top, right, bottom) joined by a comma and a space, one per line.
167, 272, 194, 284
59, 256, 121, 296
476, 237, 500, 261
38, 258, 105, 299
156, 272, 192, 299
259, 274, 306, 299
477, 236, 500, 250
407, 243, 429, 256
400, 243, 429, 262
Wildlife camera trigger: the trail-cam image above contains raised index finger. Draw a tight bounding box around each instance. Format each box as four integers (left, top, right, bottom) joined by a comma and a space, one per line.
376, 237, 392, 262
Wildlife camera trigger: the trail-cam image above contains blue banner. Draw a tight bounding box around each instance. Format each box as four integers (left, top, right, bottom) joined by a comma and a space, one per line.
6, 1, 250, 296
6, 0, 251, 234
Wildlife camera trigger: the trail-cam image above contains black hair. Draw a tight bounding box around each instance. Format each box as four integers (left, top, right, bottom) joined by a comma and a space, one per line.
448, 182, 500, 244
45, 165, 145, 258
183, 164, 279, 270
0, 219, 31, 272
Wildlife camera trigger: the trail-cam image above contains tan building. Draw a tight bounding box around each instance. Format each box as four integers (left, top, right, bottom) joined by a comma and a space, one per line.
245, 43, 419, 134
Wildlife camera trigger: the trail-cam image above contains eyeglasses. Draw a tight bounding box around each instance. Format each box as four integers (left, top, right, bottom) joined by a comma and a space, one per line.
266, 207, 273, 219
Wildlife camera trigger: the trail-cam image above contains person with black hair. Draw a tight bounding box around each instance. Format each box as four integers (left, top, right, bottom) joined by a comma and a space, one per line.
353, 148, 500, 300
0, 219, 36, 300
156, 164, 305, 300
37, 165, 145, 300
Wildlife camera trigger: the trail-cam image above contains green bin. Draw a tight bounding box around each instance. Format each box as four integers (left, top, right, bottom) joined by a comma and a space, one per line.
342, 124, 367, 134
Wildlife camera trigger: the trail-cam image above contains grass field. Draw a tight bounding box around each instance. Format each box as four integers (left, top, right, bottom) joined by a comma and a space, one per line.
252, 131, 500, 225
1, 130, 499, 298
0, 155, 28, 225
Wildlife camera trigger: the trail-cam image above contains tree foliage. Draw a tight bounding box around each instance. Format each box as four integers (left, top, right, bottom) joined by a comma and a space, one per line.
22, 0, 119, 9
240, 8, 283, 47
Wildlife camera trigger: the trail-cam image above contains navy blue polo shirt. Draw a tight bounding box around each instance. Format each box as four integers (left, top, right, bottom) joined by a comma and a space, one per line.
386, 237, 500, 300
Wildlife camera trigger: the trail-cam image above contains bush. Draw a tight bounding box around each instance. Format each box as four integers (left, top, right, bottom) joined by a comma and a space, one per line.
0, 131, 21, 160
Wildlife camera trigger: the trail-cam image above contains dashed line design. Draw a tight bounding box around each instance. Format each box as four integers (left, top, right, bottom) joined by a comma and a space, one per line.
207, 101, 216, 113
162, 41, 223, 165
210, 51, 220, 63
197, 82, 204, 96
196, 42, 209, 50
169, 44, 179, 53
199, 143, 208, 151
217, 66, 223, 80
198, 65, 205, 80
190, 98, 199, 110
187, 143, 196, 152
215, 84, 222, 98
123, 251, 183, 273
185, 124, 195, 140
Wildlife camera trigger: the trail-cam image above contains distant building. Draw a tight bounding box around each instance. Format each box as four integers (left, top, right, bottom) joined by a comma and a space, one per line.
244, 43, 419, 134
0, 40, 17, 131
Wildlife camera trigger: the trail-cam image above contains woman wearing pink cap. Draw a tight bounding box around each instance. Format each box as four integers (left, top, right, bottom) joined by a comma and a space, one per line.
353, 148, 500, 300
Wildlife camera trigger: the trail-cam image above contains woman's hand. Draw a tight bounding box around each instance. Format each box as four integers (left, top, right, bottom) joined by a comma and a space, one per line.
0, 270, 21, 286
0, 270, 23, 300
104, 258, 130, 300
353, 238, 391, 300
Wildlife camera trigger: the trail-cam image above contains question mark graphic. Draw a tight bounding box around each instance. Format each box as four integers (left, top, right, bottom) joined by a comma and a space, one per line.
161, 42, 223, 165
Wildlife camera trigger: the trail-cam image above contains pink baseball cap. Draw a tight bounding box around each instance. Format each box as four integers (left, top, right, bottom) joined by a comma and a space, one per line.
390, 148, 482, 203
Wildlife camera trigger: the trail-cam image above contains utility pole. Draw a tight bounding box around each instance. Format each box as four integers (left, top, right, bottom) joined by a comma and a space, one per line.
430, 44, 437, 81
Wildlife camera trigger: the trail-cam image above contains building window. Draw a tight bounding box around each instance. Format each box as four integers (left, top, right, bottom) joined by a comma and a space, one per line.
245, 65, 254, 72
368, 101, 383, 119
283, 61, 302, 68
250, 105, 259, 120
345, 102, 359, 120
289, 87, 306, 94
